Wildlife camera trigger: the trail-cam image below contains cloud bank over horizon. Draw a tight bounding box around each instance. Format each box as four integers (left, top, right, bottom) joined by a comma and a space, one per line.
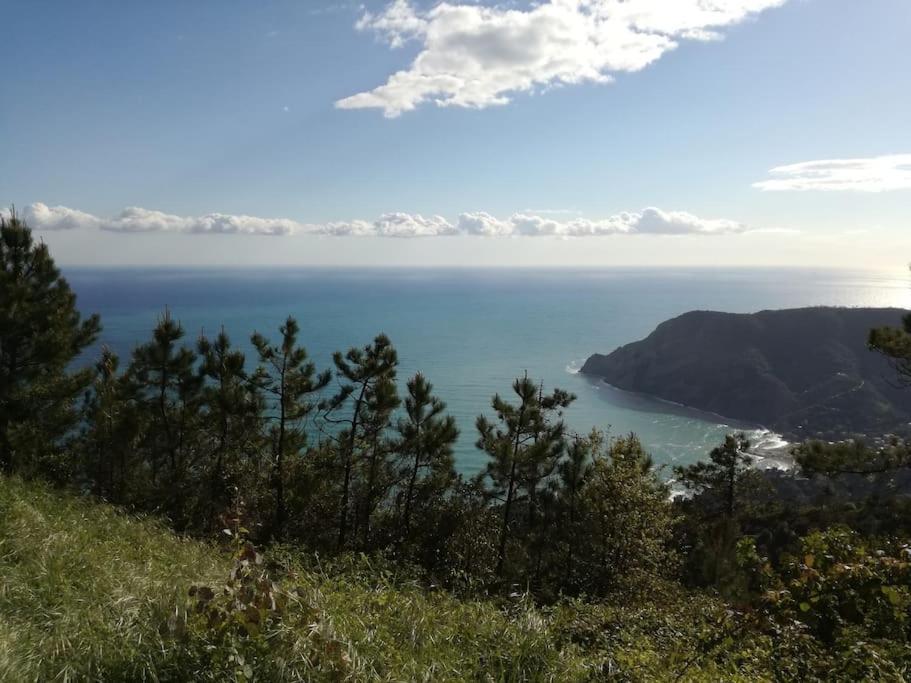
754, 154, 911, 192
337, 0, 788, 117
8, 203, 757, 238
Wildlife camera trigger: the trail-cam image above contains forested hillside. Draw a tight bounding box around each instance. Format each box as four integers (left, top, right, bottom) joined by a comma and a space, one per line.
582, 307, 911, 440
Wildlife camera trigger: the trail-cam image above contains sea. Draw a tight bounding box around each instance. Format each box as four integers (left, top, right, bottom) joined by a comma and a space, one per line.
64, 267, 911, 476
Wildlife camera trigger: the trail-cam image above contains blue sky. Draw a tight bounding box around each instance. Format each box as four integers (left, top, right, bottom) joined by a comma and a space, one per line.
1, 0, 909, 267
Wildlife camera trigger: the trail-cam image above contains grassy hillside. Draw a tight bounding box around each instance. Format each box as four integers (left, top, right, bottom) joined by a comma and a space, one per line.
0, 476, 227, 681
0, 476, 808, 681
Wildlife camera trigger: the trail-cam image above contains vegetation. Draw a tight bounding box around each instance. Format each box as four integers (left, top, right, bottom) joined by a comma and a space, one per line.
6, 475, 910, 681
870, 309, 911, 385
0, 209, 100, 478
2, 211, 911, 680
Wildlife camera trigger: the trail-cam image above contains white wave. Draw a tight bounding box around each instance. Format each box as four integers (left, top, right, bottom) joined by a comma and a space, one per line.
745, 428, 794, 470
564, 359, 585, 375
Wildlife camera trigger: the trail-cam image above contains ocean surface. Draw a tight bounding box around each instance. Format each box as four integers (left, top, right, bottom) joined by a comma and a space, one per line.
64, 267, 911, 476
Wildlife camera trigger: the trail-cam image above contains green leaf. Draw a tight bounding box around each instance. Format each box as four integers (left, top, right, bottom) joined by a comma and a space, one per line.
882, 586, 903, 606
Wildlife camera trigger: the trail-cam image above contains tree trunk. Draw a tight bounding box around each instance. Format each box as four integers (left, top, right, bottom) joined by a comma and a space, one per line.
208, 402, 229, 530
0, 418, 12, 475
401, 448, 421, 544
338, 456, 352, 548
274, 371, 287, 541
496, 400, 527, 579
496, 459, 519, 579
337, 381, 368, 549
0, 346, 18, 473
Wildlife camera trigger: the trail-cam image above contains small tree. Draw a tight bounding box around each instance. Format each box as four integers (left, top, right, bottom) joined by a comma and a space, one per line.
675, 433, 765, 590
79, 347, 140, 501
574, 434, 676, 597
355, 373, 400, 548
555, 430, 598, 587
476, 374, 575, 580
322, 333, 399, 550
395, 373, 459, 549
675, 433, 754, 520
0, 210, 100, 475
198, 329, 263, 530
126, 310, 203, 527
251, 317, 329, 541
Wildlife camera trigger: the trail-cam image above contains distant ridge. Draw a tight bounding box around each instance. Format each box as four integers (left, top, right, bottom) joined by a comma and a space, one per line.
581, 307, 911, 441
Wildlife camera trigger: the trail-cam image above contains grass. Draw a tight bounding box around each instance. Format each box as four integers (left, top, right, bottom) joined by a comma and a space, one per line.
0, 476, 776, 682
0, 476, 226, 681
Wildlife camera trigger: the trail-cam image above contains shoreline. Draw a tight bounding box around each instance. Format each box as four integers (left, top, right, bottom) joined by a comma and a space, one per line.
575, 371, 795, 470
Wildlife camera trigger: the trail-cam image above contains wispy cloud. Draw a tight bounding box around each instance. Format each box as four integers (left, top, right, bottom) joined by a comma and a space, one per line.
337, 0, 788, 117
14, 203, 763, 238
754, 154, 911, 192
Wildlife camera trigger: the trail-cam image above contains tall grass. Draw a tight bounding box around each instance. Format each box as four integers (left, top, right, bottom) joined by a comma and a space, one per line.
0, 476, 770, 681
0, 476, 226, 681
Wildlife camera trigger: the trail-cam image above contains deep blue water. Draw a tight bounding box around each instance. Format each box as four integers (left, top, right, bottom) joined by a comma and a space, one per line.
65, 267, 911, 475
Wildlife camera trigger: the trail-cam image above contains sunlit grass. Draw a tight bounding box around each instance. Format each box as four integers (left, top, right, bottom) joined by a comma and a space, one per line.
0, 476, 769, 681
0, 476, 227, 681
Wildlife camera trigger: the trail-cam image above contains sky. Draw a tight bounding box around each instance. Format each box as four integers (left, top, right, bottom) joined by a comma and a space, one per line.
1, 0, 909, 268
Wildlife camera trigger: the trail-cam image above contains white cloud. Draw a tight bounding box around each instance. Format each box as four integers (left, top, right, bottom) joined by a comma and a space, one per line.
458, 211, 514, 236
375, 212, 459, 236
318, 213, 458, 236
632, 207, 745, 234
13, 202, 755, 238
754, 154, 911, 192
15, 203, 101, 231
319, 219, 378, 236
337, 0, 787, 117
458, 207, 747, 236
103, 207, 301, 235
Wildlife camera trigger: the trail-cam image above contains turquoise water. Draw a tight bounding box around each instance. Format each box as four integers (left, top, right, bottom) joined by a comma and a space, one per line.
65, 267, 911, 475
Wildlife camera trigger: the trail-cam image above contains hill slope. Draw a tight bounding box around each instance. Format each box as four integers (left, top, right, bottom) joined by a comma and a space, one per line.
0, 476, 766, 681
581, 307, 911, 440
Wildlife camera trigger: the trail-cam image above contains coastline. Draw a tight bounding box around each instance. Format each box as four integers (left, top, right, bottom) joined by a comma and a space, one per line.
569, 364, 795, 470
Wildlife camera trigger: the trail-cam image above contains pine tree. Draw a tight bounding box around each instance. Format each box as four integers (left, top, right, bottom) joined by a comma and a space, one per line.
251, 317, 329, 541
79, 347, 140, 500
198, 328, 263, 530
557, 431, 598, 586
476, 374, 575, 579
0, 210, 100, 475
674, 433, 764, 589
395, 373, 459, 548
675, 433, 753, 520
522, 381, 576, 578
356, 373, 400, 548
323, 333, 399, 550
126, 310, 203, 526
